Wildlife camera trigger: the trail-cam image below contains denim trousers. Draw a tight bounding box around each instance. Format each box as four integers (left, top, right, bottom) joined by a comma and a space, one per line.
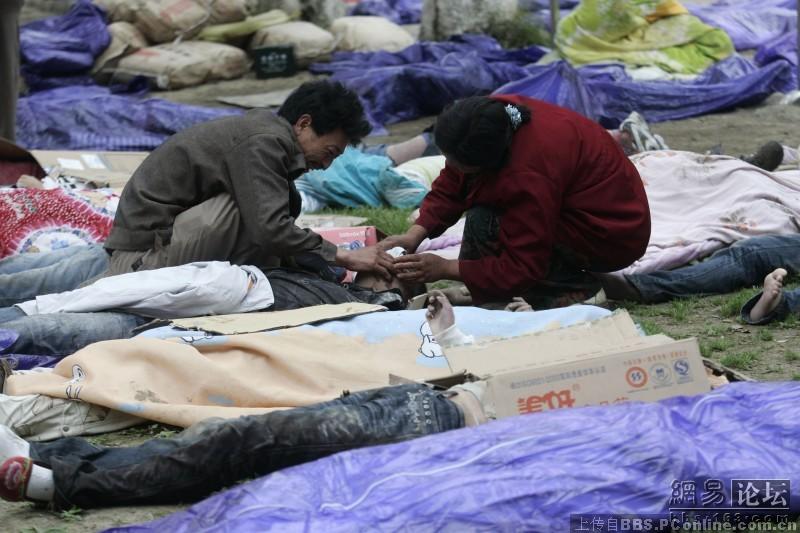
626, 235, 800, 301
0, 308, 148, 356
0, 245, 110, 308
30, 384, 465, 510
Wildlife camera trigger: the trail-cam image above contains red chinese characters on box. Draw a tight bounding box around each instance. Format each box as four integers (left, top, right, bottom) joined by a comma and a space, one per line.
312, 226, 378, 282
517, 388, 577, 415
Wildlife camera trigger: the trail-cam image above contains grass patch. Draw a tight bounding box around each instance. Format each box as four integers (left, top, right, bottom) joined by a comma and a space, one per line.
58, 506, 83, 522
322, 206, 414, 236
668, 299, 694, 323
757, 329, 774, 342
717, 288, 759, 318
793, 373, 800, 381
637, 319, 664, 336
720, 351, 759, 370
785, 351, 800, 362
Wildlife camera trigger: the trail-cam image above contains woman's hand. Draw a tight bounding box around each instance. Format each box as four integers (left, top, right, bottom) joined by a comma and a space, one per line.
336, 246, 395, 280
378, 225, 428, 253
394, 253, 459, 283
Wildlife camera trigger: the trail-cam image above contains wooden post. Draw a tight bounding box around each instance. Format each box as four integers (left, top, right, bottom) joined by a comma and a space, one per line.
550, 0, 560, 46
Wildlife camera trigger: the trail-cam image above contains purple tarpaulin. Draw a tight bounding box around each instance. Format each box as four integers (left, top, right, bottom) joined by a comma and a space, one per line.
0, 330, 60, 370
108, 382, 800, 532
687, 0, 796, 51
311, 35, 546, 134
16, 86, 242, 151
20, 0, 110, 92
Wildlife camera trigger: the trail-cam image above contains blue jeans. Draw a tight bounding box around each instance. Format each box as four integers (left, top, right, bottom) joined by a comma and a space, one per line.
0, 308, 147, 356
626, 235, 800, 303
30, 384, 464, 510
0, 245, 109, 307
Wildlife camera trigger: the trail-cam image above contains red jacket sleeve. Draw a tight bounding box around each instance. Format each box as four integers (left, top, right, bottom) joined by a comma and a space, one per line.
415, 163, 468, 238
459, 171, 561, 303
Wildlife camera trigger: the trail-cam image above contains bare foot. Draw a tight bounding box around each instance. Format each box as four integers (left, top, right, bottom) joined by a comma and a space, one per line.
426, 290, 455, 336
505, 297, 532, 312
749, 268, 788, 322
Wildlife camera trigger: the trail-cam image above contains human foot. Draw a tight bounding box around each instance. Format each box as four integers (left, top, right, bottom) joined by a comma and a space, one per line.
749, 268, 788, 322
594, 273, 641, 301
426, 290, 455, 336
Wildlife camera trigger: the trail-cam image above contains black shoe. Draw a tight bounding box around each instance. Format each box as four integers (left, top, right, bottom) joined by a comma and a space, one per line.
742, 141, 784, 172
0, 359, 12, 394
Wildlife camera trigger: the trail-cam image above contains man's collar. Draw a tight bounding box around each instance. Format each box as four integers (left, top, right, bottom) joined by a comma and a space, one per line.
276, 115, 308, 179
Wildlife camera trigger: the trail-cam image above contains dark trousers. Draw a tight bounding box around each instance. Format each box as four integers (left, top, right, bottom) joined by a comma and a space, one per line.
31, 384, 464, 510
460, 206, 601, 310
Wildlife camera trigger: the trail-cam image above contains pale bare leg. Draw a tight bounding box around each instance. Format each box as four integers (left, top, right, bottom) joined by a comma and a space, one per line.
749, 268, 788, 322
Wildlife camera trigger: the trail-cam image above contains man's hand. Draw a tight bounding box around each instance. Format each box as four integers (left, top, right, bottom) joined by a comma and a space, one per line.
336, 246, 395, 280
395, 253, 458, 283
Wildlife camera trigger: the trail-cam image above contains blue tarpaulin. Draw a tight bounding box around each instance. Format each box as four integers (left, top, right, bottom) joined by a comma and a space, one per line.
108, 382, 800, 532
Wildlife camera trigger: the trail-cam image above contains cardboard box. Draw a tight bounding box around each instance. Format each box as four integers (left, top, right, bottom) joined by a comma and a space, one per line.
444, 311, 710, 419
0, 138, 148, 190
311, 225, 380, 282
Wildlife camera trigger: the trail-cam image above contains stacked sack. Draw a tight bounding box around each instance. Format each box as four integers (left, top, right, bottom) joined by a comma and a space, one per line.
91, 0, 418, 89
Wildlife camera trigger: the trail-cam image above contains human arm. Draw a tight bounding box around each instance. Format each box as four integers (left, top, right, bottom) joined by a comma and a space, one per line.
381, 163, 467, 252
394, 253, 460, 283
226, 134, 337, 261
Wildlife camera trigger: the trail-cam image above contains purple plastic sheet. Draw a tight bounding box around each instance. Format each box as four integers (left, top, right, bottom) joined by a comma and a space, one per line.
493, 55, 794, 128
311, 35, 546, 134
20, 0, 110, 92
16, 86, 242, 151
757, 31, 798, 67
108, 382, 800, 532
349, 0, 422, 24
0, 330, 60, 371
687, 0, 796, 51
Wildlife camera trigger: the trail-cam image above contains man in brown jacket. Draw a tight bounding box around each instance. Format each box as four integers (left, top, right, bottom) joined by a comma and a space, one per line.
103, 80, 394, 280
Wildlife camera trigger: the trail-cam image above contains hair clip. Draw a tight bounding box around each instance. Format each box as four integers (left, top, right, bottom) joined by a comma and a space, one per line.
505, 104, 522, 130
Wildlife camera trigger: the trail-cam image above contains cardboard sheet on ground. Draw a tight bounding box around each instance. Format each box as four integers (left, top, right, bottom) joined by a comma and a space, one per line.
170, 302, 384, 335
5, 306, 609, 428
216, 88, 294, 109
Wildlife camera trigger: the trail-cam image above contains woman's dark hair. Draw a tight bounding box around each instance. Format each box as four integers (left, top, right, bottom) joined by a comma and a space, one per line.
434, 96, 531, 171
278, 81, 371, 144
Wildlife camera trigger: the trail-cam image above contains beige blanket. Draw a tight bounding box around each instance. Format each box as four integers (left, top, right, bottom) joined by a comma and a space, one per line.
6, 329, 449, 428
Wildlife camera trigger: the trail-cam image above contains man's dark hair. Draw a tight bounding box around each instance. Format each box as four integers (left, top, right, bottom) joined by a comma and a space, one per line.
434, 96, 531, 171
278, 80, 371, 144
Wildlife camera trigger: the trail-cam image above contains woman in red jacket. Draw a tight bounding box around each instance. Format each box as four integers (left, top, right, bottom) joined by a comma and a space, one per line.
387, 94, 651, 309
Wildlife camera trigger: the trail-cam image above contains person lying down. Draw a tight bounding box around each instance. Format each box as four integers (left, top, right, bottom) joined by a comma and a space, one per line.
0, 291, 482, 509
0, 255, 425, 357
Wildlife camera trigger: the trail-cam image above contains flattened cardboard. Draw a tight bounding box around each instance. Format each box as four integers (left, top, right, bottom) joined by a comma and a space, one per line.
170, 302, 385, 335
31, 150, 148, 189
0, 138, 148, 190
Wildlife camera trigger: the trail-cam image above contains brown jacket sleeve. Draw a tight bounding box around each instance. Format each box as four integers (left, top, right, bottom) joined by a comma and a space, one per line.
225, 134, 337, 261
